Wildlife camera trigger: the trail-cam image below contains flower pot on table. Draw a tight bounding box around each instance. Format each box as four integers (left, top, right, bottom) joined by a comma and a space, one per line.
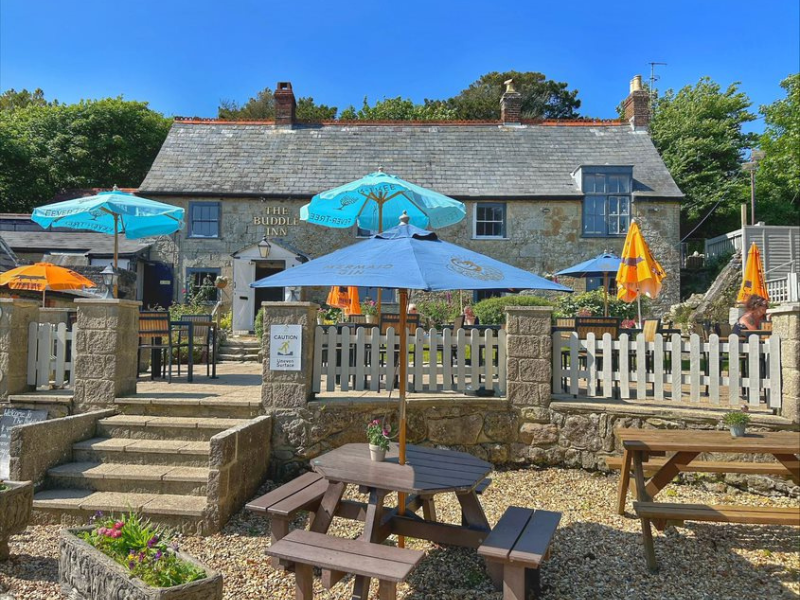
369, 444, 386, 462
59, 527, 223, 600
0, 480, 33, 561
729, 423, 747, 438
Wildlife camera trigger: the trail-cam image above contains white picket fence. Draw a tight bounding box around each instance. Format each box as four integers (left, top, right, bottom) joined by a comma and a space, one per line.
552, 332, 782, 409
26, 322, 78, 390
312, 326, 507, 395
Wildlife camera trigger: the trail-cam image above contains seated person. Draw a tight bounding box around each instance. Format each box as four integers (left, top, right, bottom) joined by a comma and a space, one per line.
463, 305, 480, 326
732, 295, 768, 335
408, 303, 419, 315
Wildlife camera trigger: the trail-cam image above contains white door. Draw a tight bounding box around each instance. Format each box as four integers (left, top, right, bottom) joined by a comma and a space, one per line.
232, 258, 255, 333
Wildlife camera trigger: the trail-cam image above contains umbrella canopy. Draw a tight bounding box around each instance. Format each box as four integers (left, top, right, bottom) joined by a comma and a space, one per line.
326, 286, 361, 316
300, 171, 466, 232
0, 262, 96, 306
737, 242, 769, 303
557, 252, 621, 317
616, 221, 665, 325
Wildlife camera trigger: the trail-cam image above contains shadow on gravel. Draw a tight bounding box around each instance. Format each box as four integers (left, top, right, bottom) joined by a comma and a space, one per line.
0, 554, 59, 584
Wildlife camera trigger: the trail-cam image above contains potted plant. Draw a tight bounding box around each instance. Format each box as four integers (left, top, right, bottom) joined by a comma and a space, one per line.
316, 307, 325, 325
722, 409, 751, 438
59, 512, 223, 599
0, 480, 33, 561
361, 299, 378, 323
366, 419, 394, 462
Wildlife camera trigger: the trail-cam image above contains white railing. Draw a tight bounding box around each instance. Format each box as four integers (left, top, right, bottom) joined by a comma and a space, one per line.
705, 229, 742, 259
27, 322, 78, 390
312, 326, 507, 395
766, 272, 799, 304
552, 332, 782, 410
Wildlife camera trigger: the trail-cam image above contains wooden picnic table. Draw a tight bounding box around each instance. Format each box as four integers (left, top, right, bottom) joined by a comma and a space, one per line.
310, 443, 495, 598
616, 428, 800, 571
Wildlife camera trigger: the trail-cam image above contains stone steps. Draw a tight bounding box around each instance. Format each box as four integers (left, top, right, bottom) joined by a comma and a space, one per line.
219, 338, 261, 362
115, 396, 263, 419
47, 462, 208, 496
72, 437, 211, 468
97, 415, 249, 442
32, 489, 209, 535
217, 352, 260, 362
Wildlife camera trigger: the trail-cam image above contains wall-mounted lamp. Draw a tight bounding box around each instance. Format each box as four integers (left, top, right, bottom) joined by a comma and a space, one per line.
101, 264, 118, 298
258, 236, 272, 259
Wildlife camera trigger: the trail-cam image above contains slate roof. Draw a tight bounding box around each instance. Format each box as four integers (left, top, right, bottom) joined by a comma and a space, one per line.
0, 235, 19, 273
1, 231, 153, 257
140, 121, 683, 200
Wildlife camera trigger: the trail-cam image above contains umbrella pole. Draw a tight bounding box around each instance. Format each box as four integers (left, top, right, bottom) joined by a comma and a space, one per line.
397, 288, 408, 549
113, 214, 119, 298
603, 272, 609, 317
376, 203, 385, 320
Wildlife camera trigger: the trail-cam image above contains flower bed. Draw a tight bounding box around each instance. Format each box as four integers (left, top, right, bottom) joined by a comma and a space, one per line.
59, 513, 222, 600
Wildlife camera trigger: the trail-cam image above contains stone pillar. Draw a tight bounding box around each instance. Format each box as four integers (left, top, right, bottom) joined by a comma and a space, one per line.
0, 299, 39, 401
505, 306, 553, 409
768, 303, 800, 423
73, 299, 140, 413
261, 302, 318, 409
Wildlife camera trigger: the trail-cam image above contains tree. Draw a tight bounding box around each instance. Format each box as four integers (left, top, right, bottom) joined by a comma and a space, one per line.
752, 74, 800, 225
339, 96, 458, 121
0, 88, 52, 111
649, 77, 757, 237
445, 71, 581, 120
218, 87, 337, 122
0, 96, 171, 213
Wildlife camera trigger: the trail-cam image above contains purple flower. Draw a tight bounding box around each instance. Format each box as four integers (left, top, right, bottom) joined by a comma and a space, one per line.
128, 560, 136, 569
138, 552, 145, 562
155, 550, 163, 561
147, 535, 159, 548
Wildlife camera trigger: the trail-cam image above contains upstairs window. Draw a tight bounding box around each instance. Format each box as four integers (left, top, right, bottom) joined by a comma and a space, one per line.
474, 203, 507, 239
189, 202, 220, 238
581, 168, 632, 237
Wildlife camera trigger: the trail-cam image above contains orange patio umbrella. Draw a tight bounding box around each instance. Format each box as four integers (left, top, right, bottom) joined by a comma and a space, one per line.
616, 221, 666, 326
325, 286, 361, 317
0, 262, 96, 306
737, 242, 769, 303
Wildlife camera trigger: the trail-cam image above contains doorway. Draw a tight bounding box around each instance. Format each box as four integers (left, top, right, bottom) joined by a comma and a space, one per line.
254, 262, 283, 321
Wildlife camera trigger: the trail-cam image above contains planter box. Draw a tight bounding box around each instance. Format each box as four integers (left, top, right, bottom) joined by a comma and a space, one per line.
0, 480, 33, 561
59, 527, 223, 600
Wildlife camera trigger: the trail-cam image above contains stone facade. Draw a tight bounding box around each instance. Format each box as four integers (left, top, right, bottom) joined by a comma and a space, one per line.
0, 299, 39, 401
73, 299, 140, 413
150, 196, 680, 327
769, 303, 800, 423
59, 527, 223, 600
0, 480, 33, 560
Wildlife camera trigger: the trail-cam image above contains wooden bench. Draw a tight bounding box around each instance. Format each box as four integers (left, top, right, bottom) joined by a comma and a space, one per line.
478, 506, 561, 600
607, 454, 794, 515
246, 472, 328, 567
266, 529, 424, 600
634, 501, 800, 572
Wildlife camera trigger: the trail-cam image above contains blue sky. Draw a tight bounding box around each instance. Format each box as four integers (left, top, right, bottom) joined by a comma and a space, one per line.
1, 0, 797, 133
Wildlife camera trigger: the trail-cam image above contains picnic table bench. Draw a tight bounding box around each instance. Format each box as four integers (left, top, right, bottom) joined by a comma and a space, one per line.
478, 506, 562, 600
266, 529, 424, 600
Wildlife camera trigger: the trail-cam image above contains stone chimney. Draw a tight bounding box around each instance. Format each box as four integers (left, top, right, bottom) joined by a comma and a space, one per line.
623, 75, 650, 130
500, 79, 522, 125
274, 82, 296, 127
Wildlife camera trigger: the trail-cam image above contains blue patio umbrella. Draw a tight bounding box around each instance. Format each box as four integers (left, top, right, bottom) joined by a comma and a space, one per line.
253, 216, 571, 477
300, 171, 466, 232
556, 252, 621, 316
32, 188, 184, 295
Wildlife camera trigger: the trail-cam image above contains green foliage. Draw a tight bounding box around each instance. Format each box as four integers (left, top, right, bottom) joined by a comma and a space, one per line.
169, 278, 216, 321
218, 87, 337, 122
0, 95, 171, 213
0, 88, 52, 110
722, 410, 751, 426
0, 482, 7, 491
366, 419, 395, 451
446, 71, 581, 120
752, 74, 800, 226
255, 307, 264, 339
360, 299, 378, 316
680, 252, 734, 300
556, 290, 641, 320
218, 310, 232, 332
473, 295, 555, 325
649, 77, 757, 237
340, 96, 458, 121
78, 512, 205, 588
415, 292, 464, 327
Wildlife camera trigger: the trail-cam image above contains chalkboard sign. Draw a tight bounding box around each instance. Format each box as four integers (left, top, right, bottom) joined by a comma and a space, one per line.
0, 408, 47, 480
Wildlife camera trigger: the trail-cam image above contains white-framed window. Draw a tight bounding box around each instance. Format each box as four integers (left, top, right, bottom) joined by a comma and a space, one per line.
581, 168, 632, 237
185, 268, 220, 303
473, 202, 507, 239
188, 202, 221, 238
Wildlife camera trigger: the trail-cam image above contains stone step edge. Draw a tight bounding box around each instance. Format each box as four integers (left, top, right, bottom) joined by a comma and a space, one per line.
114, 397, 261, 408
73, 438, 211, 456
33, 490, 208, 517
8, 394, 74, 404
48, 462, 209, 483
98, 416, 249, 430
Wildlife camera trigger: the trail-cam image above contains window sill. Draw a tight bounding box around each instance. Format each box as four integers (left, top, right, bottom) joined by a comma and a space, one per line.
580, 234, 626, 239
471, 237, 510, 241
187, 235, 222, 240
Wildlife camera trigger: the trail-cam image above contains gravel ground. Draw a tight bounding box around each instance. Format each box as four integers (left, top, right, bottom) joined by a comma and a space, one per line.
1, 467, 798, 599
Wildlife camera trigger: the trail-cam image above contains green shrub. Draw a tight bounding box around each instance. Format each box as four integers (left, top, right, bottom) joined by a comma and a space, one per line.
218, 310, 232, 332
78, 512, 205, 588
556, 290, 642, 320
416, 297, 462, 328
722, 410, 751, 426
473, 295, 555, 325
255, 308, 264, 339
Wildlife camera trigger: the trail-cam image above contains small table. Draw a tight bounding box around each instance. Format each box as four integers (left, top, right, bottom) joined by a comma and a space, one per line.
617, 428, 800, 571
310, 443, 494, 598
169, 320, 219, 382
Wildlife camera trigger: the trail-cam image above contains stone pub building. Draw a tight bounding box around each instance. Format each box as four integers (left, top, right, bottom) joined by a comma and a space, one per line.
139, 77, 682, 332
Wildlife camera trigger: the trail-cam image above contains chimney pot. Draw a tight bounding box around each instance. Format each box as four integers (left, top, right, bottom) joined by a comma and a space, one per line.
274, 81, 296, 127
630, 75, 643, 93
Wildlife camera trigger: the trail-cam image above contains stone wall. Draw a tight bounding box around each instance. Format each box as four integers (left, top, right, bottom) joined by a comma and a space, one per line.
149, 196, 681, 312
207, 416, 272, 530
0, 299, 39, 401
9, 409, 115, 488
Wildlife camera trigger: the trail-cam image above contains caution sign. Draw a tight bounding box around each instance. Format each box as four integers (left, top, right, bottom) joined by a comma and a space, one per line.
269, 324, 302, 371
